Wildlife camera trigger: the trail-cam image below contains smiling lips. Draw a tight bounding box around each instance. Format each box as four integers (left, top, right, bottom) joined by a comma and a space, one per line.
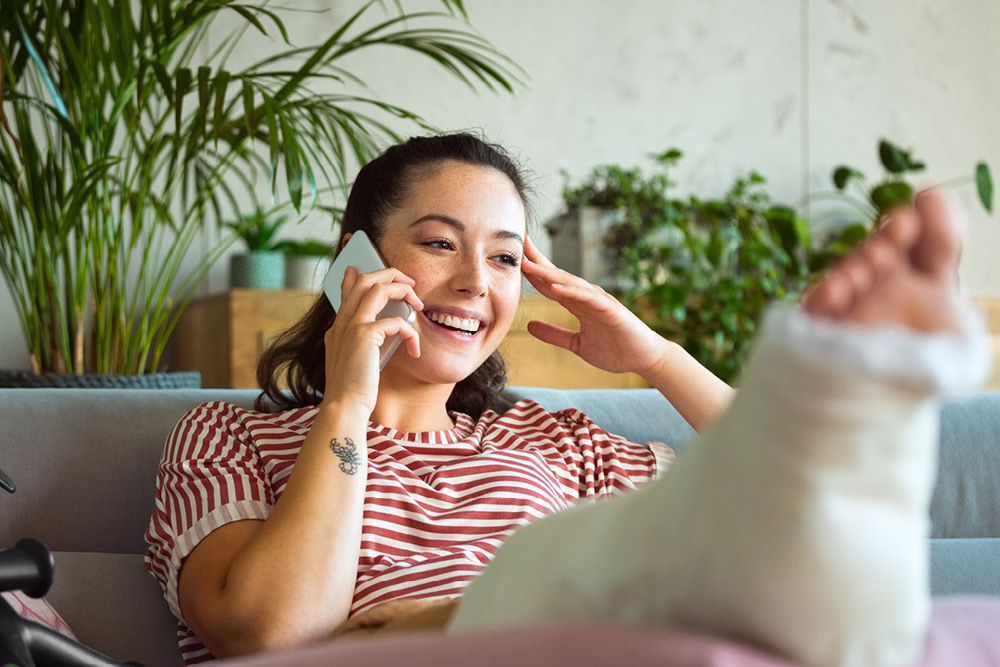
425, 310, 482, 335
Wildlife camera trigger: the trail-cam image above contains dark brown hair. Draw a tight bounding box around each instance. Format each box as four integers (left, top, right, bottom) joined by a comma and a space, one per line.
255, 132, 531, 418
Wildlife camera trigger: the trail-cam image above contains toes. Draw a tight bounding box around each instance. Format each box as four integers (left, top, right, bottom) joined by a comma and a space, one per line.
803, 271, 854, 319
912, 189, 964, 276
860, 234, 899, 282
878, 206, 921, 252
803, 234, 899, 320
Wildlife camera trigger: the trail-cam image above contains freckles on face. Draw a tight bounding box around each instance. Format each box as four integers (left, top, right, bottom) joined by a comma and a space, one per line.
377, 161, 527, 379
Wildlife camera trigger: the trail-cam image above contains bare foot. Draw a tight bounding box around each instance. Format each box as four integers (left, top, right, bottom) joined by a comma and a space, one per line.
803, 188, 966, 334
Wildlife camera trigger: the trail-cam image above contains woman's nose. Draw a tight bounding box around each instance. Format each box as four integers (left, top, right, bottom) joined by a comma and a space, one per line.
453, 255, 488, 297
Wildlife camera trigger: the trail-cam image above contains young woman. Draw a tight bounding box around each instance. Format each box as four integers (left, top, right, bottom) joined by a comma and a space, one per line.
145, 133, 731, 663
146, 133, 989, 666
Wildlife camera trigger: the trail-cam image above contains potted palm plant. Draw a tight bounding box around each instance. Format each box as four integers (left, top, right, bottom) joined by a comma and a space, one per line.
0, 0, 519, 387
227, 207, 290, 291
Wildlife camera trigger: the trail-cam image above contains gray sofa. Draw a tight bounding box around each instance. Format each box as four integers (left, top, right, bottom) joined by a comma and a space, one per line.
1, 386, 999, 666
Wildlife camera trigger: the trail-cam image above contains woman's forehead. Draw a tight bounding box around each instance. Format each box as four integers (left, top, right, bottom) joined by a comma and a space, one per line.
394, 163, 527, 235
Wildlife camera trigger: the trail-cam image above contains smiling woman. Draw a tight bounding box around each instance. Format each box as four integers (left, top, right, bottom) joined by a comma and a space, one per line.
141, 132, 736, 663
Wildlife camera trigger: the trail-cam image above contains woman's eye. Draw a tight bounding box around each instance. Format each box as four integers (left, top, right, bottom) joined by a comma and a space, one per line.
424, 239, 455, 251
494, 253, 520, 267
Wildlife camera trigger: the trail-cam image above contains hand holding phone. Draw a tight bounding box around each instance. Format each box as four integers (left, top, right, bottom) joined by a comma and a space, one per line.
322, 231, 416, 369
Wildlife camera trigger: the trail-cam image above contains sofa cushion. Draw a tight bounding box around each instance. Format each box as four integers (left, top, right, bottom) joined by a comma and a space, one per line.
932, 393, 1000, 538
46, 552, 183, 667
929, 538, 1000, 596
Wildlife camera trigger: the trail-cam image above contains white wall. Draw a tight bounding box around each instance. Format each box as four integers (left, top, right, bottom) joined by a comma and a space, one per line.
3, 0, 999, 369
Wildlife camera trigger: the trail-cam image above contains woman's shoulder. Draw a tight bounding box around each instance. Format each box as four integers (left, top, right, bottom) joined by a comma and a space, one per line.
171, 400, 319, 437
477, 398, 598, 432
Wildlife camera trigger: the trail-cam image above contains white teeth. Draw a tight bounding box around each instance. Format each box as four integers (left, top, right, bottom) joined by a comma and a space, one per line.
428, 311, 481, 333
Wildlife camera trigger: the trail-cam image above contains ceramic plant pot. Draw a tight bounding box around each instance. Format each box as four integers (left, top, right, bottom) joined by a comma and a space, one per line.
230, 251, 286, 290
284, 255, 332, 291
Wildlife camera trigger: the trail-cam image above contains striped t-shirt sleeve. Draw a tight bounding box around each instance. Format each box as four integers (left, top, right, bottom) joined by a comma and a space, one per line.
144, 401, 273, 621
559, 407, 675, 498
494, 401, 675, 501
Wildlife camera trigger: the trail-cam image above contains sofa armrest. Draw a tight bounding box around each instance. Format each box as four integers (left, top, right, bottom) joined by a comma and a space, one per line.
932, 393, 1000, 539
930, 538, 1000, 596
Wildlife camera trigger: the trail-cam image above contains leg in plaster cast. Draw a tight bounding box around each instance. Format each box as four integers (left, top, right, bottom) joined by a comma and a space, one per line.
450, 189, 983, 667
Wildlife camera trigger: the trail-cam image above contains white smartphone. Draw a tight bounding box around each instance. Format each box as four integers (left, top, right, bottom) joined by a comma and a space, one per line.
322, 230, 416, 369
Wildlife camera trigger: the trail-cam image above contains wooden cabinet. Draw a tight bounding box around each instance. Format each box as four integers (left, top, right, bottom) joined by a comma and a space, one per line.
173, 289, 318, 389
173, 290, 648, 390
974, 298, 1000, 391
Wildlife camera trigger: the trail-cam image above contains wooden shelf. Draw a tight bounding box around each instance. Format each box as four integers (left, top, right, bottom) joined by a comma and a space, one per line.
172, 290, 648, 390
973, 298, 1000, 391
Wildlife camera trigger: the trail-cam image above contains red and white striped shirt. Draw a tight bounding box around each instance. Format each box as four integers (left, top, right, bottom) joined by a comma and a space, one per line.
145, 399, 675, 664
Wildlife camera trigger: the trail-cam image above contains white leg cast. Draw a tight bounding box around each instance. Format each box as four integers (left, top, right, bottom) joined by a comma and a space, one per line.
450, 305, 989, 667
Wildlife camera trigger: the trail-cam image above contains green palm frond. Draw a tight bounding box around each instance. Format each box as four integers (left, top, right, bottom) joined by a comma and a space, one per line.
0, 0, 522, 375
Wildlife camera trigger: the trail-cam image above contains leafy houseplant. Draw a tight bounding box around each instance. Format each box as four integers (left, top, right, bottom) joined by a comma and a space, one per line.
818, 139, 993, 233
0, 0, 519, 380
275, 238, 335, 291
559, 150, 840, 384
227, 208, 291, 290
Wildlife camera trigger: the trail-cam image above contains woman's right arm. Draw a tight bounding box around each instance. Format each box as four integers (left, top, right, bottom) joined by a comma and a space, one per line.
176, 400, 370, 656
175, 266, 422, 657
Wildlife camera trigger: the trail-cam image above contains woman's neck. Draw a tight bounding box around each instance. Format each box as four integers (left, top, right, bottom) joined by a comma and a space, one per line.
370, 380, 457, 433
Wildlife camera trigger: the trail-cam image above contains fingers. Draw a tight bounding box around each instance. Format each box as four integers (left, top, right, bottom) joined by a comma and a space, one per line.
525, 320, 578, 353
341, 266, 424, 320
523, 236, 557, 268
331, 266, 423, 363
522, 237, 603, 302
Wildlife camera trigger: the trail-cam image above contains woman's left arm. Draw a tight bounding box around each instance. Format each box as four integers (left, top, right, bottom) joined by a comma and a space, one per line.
521, 237, 734, 432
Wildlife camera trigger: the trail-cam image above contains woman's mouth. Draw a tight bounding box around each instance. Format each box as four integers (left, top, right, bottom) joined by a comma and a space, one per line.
425, 311, 482, 336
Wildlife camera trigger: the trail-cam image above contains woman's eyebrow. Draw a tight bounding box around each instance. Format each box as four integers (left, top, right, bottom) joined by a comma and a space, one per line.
409, 215, 524, 246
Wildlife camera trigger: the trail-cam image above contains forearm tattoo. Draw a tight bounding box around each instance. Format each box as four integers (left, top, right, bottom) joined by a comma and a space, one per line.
329, 437, 362, 475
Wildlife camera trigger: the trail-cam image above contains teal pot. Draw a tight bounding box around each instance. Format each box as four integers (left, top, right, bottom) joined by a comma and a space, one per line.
0, 369, 202, 389
230, 251, 286, 290
285, 255, 332, 291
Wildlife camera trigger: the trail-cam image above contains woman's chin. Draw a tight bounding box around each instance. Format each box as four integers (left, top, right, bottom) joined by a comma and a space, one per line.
384, 352, 484, 387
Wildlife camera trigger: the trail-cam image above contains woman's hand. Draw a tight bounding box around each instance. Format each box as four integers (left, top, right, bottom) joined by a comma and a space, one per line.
521, 237, 733, 431
321, 265, 423, 416
520, 237, 667, 377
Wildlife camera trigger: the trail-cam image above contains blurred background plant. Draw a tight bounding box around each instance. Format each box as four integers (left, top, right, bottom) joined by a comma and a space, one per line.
812, 138, 992, 239
560, 150, 849, 383
0, 0, 520, 377
227, 207, 293, 254
558, 141, 994, 384
275, 238, 335, 291
225, 205, 290, 290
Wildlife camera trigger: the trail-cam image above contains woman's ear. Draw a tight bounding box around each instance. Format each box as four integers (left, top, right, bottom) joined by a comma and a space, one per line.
340, 232, 353, 251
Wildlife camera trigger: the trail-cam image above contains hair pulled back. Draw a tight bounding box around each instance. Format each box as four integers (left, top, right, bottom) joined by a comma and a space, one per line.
255, 132, 530, 419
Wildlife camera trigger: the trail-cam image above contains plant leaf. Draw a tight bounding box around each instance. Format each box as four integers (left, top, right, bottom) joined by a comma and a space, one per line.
832, 166, 862, 190
976, 162, 993, 213
870, 181, 914, 215
175, 67, 192, 134
878, 139, 920, 174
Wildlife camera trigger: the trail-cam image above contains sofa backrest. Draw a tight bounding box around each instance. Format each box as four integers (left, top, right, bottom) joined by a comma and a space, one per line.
2, 387, 998, 558
0, 387, 699, 558
1, 388, 261, 555
933, 393, 1000, 539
